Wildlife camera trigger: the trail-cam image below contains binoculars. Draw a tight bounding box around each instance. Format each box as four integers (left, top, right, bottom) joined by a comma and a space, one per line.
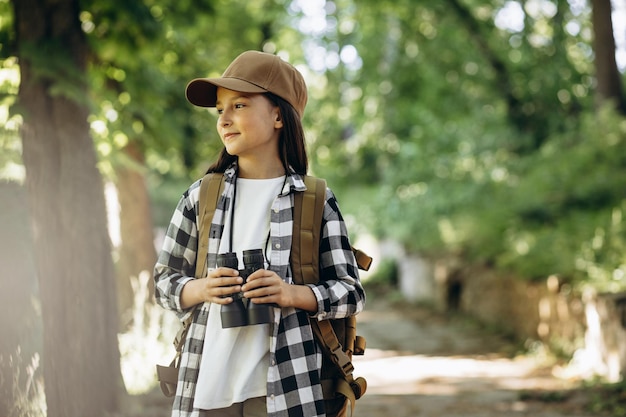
217, 249, 272, 328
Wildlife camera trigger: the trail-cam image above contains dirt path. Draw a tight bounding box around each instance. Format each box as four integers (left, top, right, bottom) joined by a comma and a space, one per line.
351, 294, 595, 417
129, 294, 600, 417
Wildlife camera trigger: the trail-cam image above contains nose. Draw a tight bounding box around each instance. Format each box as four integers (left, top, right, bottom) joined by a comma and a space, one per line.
218, 109, 232, 127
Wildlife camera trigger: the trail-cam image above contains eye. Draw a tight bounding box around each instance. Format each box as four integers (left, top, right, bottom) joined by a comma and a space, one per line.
216, 108, 224, 115
234, 103, 245, 109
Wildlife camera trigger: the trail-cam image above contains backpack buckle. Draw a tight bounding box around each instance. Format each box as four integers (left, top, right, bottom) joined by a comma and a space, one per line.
331, 346, 355, 376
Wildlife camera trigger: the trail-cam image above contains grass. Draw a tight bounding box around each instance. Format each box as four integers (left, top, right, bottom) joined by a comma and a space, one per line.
0, 347, 46, 417
118, 271, 179, 395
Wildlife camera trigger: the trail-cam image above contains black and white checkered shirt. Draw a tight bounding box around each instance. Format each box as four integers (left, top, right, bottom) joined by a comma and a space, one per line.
154, 163, 365, 417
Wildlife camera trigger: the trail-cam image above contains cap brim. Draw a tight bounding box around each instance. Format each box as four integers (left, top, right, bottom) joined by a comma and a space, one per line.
185, 78, 268, 107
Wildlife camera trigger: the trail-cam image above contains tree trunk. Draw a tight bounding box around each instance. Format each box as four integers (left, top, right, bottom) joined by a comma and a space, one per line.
591, 0, 626, 113
115, 142, 157, 329
14, 0, 123, 415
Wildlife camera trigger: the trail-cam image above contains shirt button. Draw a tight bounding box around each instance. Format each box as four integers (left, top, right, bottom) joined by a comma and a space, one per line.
271, 360, 276, 366
273, 207, 279, 213
270, 394, 275, 400
275, 243, 281, 249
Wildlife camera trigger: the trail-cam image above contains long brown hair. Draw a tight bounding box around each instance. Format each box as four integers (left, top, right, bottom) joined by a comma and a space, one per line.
206, 93, 308, 175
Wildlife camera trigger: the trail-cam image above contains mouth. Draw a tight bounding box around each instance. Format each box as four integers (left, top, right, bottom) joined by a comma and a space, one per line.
223, 132, 238, 141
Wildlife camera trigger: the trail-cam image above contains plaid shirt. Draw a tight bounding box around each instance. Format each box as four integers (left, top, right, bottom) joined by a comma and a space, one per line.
154, 163, 365, 417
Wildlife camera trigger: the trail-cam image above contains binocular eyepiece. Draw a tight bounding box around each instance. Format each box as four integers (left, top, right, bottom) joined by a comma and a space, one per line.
217, 249, 272, 328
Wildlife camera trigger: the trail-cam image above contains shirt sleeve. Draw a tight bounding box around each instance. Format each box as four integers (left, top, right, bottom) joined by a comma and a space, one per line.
153, 181, 201, 318
308, 188, 366, 320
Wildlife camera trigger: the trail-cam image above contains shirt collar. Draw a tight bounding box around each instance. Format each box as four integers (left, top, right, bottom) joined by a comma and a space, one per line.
225, 161, 307, 196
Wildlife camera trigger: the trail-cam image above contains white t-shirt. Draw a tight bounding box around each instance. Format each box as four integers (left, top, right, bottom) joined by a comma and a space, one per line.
194, 176, 285, 410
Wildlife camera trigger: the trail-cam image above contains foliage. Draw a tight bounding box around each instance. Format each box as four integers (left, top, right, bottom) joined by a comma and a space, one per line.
1, 0, 625, 290
0, 0, 24, 181
83, 0, 220, 182
0, 54, 22, 181
585, 379, 626, 416
300, 0, 626, 291
84, 0, 298, 184
494, 106, 626, 285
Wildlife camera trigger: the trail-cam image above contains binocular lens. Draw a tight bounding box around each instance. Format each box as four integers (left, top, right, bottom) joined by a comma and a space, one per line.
243, 249, 264, 269
216, 252, 238, 269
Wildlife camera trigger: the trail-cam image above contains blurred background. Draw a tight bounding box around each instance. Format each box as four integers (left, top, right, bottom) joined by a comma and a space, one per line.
1, 0, 625, 416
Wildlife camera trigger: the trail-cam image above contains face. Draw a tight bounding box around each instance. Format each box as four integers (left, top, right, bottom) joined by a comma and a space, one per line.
215, 87, 283, 162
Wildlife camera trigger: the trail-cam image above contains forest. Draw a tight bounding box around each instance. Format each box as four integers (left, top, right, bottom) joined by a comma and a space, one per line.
0, 0, 625, 416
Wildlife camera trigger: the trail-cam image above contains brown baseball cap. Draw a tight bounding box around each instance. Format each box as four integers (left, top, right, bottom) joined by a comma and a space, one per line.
186, 51, 308, 117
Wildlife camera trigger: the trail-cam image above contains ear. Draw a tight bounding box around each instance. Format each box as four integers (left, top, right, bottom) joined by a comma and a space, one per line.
273, 109, 283, 129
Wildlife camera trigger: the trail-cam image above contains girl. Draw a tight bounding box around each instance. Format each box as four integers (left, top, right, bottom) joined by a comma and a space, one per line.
154, 50, 365, 417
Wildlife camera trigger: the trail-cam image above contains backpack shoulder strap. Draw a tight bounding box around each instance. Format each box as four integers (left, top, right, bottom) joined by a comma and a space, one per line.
176, 173, 224, 353
160, 172, 226, 397
291, 176, 372, 280
195, 172, 225, 279
291, 176, 326, 285
291, 175, 367, 411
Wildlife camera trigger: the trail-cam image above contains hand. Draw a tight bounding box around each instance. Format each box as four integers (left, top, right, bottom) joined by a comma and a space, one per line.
242, 270, 317, 312
180, 267, 243, 309
203, 267, 243, 304
241, 269, 291, 307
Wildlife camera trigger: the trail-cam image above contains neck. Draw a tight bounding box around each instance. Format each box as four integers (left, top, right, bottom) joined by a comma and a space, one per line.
237, 157, 285, 179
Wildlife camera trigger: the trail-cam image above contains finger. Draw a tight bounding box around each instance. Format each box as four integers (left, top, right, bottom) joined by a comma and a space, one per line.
210, 295, 233, 305
243, 283, 277, 299
218, 284, 242, 294
210, 267, 240, 277
242, 280, 269, 293
243, 272, 277, 289
209, 276, 243, 289
209, 285, 242, 303
245, 269, 267, 281
248, 293, 280, 305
